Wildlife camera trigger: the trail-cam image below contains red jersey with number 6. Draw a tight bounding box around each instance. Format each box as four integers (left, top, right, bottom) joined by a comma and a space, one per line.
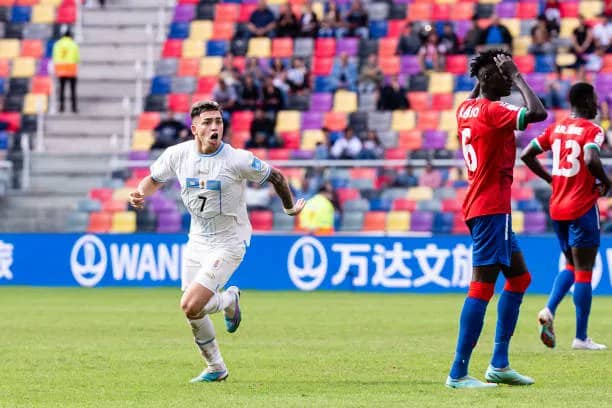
533, 117, 605, 220
456, 98, 527, 221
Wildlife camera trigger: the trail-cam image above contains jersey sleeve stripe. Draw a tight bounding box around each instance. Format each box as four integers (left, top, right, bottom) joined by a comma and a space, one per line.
151, 174, 165, 183
516, 107, 527, 131
530, 138, 544, 152
258, 165, 272, 185
584, 142, 601, 152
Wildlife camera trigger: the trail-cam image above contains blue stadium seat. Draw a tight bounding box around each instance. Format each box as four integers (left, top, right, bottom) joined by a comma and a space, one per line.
432, 212, 454, 234
45, 39, 56, 58
313, 76, 332, 92
0, 131, 8, 150
168, 22, 190, 39
369, 198, 392, 211
151, 76, 171, 94
517, 199, 543, 212
207, 40, 228, 56
11, 6, 31, 23
330, 178, 349, 189
455, 75, 476, 92
535, 55, 555, 73
369, 21, 388, 39
0, 78, 5, 94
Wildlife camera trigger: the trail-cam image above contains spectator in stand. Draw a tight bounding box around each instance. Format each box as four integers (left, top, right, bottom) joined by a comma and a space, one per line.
397, 22, 422, 55
298, 183, 337, 233
269, 57, 287, 82
248, 108, 277, 146
544, 67, 571, 109
324, 2, 344, 38
286, 57, 309, 94
544, 0, 561, 35
212, 78, 237, 111
393, 165, 418, 188
359, 54, 384, 94
478, 14, 513, 52
318, 19, 335, 38
419, 160, 442, 189
244, 57, 263, 82
377, 75, 408, 110
330, 127, 363, 159
262, 75, 284, 112
219, 54, 237, 83
314, 128, 331, 159
52, 26, 80, 113
345, 0, 368, 38
571, 15, 595, 80
239, 75, 261, 110
276, 4, 299, 38
360, 130, 384, 159
246, 182, 273, 210
529, 15, 555, 55
418, 31, 446, 72
299, 1, 319, 38
462, 17, 481, 55
593, 15, 612, 52
439, 22, 460, 55
150, 110, 189, 150
247, 0, 276, 38
585, 46, 605, 75
329, 52, 358, 92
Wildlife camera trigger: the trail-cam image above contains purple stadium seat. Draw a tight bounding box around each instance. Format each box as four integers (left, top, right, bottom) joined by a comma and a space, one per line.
310, 93, 333, 112
524, 212, 547, 234
524, 73, 547, 95
301, 111, 323, 129
401, 56, 421, 75
455, 20, 473, 40
410, 211, 434, 232
37, 58, 50, 76
157, 211, 182, 233
422, 130, 447, 149
129, 151, 149, 161
496, 3, 517, 18
258, 57, 271, 73
173, 5, 194, 23
336, 38, 358, 56
150, 195, 177, 213
292, 149, 315, 159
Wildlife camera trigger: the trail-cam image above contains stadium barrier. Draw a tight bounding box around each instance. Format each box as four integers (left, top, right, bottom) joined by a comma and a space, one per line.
0, 233, 611, 295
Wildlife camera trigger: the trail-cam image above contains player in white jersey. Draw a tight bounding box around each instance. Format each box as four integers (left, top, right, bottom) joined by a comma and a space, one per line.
128, 101, 305, 383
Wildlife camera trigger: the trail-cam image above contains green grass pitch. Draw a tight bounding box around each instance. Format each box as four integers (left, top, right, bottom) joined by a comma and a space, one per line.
0, 288, 610, 407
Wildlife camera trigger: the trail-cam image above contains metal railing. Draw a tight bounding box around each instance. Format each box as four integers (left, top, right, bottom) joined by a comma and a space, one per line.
20, 135, 30, 191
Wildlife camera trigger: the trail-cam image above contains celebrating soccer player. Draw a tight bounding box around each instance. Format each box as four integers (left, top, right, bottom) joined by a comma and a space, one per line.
446, 50, 547, 389
128, 101, 305, 382
521, 83, 610, 351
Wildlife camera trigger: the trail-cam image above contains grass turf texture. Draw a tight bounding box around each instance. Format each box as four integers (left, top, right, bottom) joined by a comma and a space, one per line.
0, 288, 610, 408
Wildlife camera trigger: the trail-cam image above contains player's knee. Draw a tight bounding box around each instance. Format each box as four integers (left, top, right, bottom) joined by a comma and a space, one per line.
467, 281, 495, 301
180, 297, 203, 318
504, 272, 531, 293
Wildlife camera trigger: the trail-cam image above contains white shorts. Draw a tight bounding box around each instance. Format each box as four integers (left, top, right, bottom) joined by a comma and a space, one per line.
181, 241, 246, 292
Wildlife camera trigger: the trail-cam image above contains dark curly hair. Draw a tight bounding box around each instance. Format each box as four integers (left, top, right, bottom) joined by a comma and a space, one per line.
469, 49, 512, 78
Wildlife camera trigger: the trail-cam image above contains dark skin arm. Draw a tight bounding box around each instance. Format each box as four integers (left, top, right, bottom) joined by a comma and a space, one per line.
520, 143, 553, 184
585, 147, 611, 196
267, 168, 305, 215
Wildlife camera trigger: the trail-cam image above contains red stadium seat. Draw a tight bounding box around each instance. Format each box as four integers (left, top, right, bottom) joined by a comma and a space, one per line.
231, 130, 249, 148
451, 3, 474, 21
103, 200, 127, 213
249, 211, 273, 231
177, 58, 199, 77
392, 198, 417, 211
560, 2, 579, 18
512, 186, 534, 200
323, 112, 347, 131
350, 168, 377, 179
214, 4, 239, 23
211, 22, 235, 40
272, 38, 294, 58
315, 38, 336, 58
517, 2, 539, 19
442, 199, 461, 213
280, 131, 300, 149
417, 111, 440, 130
398, 130, 422, 150
602, 55, 612, 72
132, 168, 149, 179
407, 92, 430, 111
238, 4, 258, 23
137, 112, 161, 130
191, 92, 211, 104
0, 59, 9, 77
387, 20, 405, 37
384, 147, 407, 160
407, 3, 431, 21
336, 187, 360, 205
88, 212, 112, 233
21, 40, 43, 58
445, 54, 468, 74
312, 57, 333, 75
231, 111, 254, 131
452, 214, 469, 234
247, 148, 267, 160
0, 113, 20, 131
267, 148, 292, 161
30, 76, 51, 95
379, 56, 400, 75
162, 40, 183, 58
56, 5, 76, 24
197, 76, 217, 93
514, 55, 535, 73
89, 188, 113, 203
168, 93, 190, 112
178, 0, 198, 3
378, 38, 399, 57
432, 4, 451, 21
431, 93, 453, 110
363, 211, 387, 231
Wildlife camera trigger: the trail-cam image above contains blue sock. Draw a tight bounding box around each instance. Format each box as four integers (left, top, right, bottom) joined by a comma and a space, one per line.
573, 282, 592, 341
491, 290, 524, 369
546, 269, 575, 315
449, 297, 489, 379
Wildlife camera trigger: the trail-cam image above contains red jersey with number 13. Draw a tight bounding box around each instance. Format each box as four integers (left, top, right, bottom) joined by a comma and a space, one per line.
457, 98, 527, 221
533, 117, 605, 220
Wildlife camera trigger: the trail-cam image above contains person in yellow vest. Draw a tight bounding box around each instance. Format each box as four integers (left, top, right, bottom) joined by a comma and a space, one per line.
298, 183, 337, 234
52, 27, 80, 113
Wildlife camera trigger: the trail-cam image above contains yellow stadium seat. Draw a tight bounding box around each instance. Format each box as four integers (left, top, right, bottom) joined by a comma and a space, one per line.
39, 0, 62, 5
301, 129, 325, 150
247, 37, 271, 58
407, 186, 433, 201
199, 56, 223, 76
182, 39, 205, 58
514, 36, 530, 56
0, 39, 20, 59
428, 73, 453, 94
579, 1, 603, 19
11, 57, 35, 77
556, 53, 576, 67
131, 130, 154, 151
31, 5, 55, 24
391, 110, 416, 131
112, 188, 132, 202
276, 110, 301, 132
479, 0, 500, 3
435, 0, 455, 3
386, 211, 410, 232
333, 90, 357, 113
453, 92, 471, 109
189, 20, 213, 41
111, 211, 137, 233
500, 18, 520, 38
312, 1, 324, 20
267, 0, 287, 4
560, 19, 580, 38
23, 93, 47, 114
512, 211, 524, 233
438, 110, 456, 133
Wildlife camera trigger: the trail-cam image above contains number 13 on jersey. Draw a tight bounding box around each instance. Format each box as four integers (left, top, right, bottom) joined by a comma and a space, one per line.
461, 128, 477, 172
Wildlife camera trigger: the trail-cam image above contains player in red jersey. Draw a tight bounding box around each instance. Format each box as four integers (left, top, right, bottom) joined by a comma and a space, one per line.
521, 82, 610, 350
446, 50, 547, 389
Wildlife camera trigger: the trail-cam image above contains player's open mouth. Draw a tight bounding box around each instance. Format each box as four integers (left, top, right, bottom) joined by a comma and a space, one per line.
210, 133, 219, 140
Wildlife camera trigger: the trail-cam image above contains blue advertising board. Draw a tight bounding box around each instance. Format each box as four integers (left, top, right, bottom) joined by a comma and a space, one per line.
0, 233, 611, 294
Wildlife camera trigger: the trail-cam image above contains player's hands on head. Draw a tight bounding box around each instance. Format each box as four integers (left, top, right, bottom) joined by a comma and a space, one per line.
494, 54, 519, 80
128, 191, 145, 209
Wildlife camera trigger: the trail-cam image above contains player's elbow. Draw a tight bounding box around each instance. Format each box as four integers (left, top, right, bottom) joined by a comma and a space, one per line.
268, 168, 285, 187
525, 109, 547, 123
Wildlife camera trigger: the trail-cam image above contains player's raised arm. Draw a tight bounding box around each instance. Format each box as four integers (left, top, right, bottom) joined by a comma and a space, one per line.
267, 168, 305, 216
495, 54, 547, 125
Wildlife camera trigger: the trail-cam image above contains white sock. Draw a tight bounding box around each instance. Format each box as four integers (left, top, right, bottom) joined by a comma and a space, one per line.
188, 315, 225, 371
201, 291, 233, 315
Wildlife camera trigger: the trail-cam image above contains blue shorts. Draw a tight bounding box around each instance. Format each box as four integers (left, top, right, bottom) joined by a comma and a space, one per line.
552, 205, 600, 253
467, 214, 521, 267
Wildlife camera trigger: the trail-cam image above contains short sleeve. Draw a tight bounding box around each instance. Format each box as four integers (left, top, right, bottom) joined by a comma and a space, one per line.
150, 148, 176, 183
487, 101, 527, 131
236, 150, 272, 184
532, 124, 553, 152
584, 125, 605, 152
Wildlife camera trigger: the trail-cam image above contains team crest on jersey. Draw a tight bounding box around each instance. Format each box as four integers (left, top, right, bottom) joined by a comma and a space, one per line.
251, 157, 263, 171
186, 178, 199, 188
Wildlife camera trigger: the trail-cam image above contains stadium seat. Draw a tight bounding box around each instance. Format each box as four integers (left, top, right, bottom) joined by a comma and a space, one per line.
189, 20, 213, 40
56, 4, 76, 23
276, 110, 300, 132
249, 210, 273, 231
379, 56, 400, 75
560, 18, 580, 38
88, 212, 112, 233
407, 92, 429, 112
392, 198, 417, 212
206, 40, 227, 57
315, 38, 335, 58
90, 188, 113, 203
428, 73, 453, 94
65, 211, 89, 232
301, 129, 325, 150
432, 4, 451, 21
390, 110, 416, 133
386, 211, 410, 232
272, 38, 293, 58
214, 3, 239, 23
162, 40, 183, 57
312, 57, 333, 75
579, 1, 603, 19
514, 55, 535, 73
177, 58, 199, 76
20, 39, 42, 58
22, 93, 46, 114
407, 186, 433, 201
410, 211, 433, 232
104, 200, 127, 213
211, 22, 234, 40
247, 37, 270, 58
451, 3, 474, 21
432, 212, 454, 234
512, 211, 525, 234
199, 56, 222, 76
30, 75, 51, 94
397, 130, 422, 150
31, 4, 54, 24
333, 90, 357, 113
131, 130, 154, 151
363, 211, 387, 231
168, 93, 190, 112
340, 211, 365, 232
445, 55, 468, 75
407, 3, 431, 21
416, 111, 440, 131
431, 93, 453, 111
560, 2, 579, 18
182, 39, 205, 58
323, 112, 347, 131
378, 37, 398, 57
0, 39, 20, 58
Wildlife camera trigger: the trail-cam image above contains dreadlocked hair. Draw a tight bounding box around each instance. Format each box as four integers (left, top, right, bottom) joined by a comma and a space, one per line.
469, 49, 512, 78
